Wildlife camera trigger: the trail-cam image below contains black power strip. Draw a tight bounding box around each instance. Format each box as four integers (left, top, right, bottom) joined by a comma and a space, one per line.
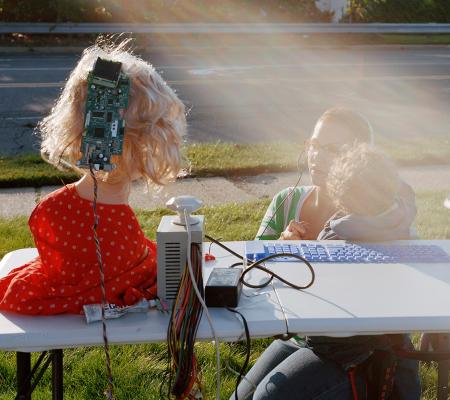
205, 268, 243, 308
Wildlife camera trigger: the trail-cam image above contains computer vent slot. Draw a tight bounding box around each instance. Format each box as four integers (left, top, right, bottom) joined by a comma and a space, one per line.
165, 242, 182, 299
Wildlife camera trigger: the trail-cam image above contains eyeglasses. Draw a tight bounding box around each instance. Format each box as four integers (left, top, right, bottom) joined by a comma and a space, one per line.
304, 139, 342, 155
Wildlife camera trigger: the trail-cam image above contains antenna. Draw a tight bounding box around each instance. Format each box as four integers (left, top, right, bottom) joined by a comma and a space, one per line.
166, 195, 203, 226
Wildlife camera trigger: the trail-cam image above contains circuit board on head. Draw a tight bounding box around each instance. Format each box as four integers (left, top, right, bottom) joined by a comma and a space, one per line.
77, 58, 131, 172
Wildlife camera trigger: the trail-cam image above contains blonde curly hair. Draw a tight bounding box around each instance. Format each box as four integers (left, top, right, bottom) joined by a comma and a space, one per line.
38, 40, 186, 186
327, 143, 400, 216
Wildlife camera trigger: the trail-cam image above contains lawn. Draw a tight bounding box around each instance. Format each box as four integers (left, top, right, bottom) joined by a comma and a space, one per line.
1, 137, 449, 188
0, 189, 449, 399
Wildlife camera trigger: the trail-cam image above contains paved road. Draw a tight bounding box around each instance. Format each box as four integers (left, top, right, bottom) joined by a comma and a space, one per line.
0, 43, 450, 155
1, 165, 449, 218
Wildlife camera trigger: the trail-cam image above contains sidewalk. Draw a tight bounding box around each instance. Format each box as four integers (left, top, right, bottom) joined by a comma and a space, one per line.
1, 165, 449, 218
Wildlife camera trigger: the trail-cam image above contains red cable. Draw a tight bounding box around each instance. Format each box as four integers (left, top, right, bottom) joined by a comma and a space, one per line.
348, 367, 359, 400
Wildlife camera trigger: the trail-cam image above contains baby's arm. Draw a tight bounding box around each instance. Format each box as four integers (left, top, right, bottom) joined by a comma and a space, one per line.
279, 220, 309, 240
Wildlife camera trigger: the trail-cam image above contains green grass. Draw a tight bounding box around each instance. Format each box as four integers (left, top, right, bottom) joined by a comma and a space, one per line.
0, 190, 449, 398
1, 188, 447, 260
1, 137, 450, 188
377, 136, 450, 167
415, 189, 450, 240
313, 33, 450, 46
377, 34, 450, 46
185, 142, 304, 177
0, 154, 79, 188
0, 216, 34, 258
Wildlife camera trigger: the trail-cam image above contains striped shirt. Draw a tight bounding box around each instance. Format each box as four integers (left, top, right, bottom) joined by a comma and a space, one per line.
256, 186, 315, 240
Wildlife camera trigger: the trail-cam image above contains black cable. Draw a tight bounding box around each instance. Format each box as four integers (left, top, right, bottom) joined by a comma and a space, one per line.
227, 308, 251, 400
89, 164, 114, 400
205, 234, 315, 290
205, 234, 249, 262
228, 261, 274, 287
205, 234, 275, 286
241, 253, 315, 290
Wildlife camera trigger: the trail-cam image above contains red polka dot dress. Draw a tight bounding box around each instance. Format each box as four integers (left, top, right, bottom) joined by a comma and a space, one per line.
0, 183, 157, 315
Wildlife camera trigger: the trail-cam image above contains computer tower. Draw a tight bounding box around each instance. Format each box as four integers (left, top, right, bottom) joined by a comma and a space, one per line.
156, 215, 204, 302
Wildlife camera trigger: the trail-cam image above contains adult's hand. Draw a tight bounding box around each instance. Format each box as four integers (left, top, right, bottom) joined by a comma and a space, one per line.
279, 220, 309, 240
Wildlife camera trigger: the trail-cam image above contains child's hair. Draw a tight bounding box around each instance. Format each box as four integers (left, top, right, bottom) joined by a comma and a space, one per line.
326, 143, 400, 216
39, 39, 186, 186
314, 107, 374, 145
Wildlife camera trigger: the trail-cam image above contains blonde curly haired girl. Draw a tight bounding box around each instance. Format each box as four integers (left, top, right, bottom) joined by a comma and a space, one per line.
0, 41, 186, 315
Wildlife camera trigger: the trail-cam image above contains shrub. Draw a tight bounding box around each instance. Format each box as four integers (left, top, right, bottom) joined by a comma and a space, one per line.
348, 0, 450, 23
0, 0, 331, 23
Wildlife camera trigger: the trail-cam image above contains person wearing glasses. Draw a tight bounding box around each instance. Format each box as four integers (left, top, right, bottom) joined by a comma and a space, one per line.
238, 108, 421, 400
256, 107, 416, 242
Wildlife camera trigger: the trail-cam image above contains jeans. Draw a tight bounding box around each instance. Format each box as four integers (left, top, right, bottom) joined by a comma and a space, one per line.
230, 338, 421, 400
230, 339, 358, 400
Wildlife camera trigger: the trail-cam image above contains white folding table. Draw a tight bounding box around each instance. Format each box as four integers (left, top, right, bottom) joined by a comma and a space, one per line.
1, 240, 450, 399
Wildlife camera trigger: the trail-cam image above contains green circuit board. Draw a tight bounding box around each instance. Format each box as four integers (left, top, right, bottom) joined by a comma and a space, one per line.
77, 58, 130, 172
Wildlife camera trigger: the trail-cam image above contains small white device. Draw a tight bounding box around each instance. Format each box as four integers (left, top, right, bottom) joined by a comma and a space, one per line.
165, 195, 203, 226
157, 196, 204, 301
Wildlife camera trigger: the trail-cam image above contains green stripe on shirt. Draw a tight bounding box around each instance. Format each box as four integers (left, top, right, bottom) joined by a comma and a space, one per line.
256, 186, 313, 240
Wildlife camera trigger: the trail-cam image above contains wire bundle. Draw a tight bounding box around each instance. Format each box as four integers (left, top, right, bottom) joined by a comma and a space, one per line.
167, 243, 204, 399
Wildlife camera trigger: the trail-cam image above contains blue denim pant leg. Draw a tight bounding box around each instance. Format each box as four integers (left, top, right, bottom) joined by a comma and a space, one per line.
393, 356, 421, 400
231, 339, 356, 400
230, 339, 299, 400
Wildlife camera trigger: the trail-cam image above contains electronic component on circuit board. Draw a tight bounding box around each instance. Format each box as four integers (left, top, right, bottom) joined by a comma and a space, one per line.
77, 58, 130, 172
